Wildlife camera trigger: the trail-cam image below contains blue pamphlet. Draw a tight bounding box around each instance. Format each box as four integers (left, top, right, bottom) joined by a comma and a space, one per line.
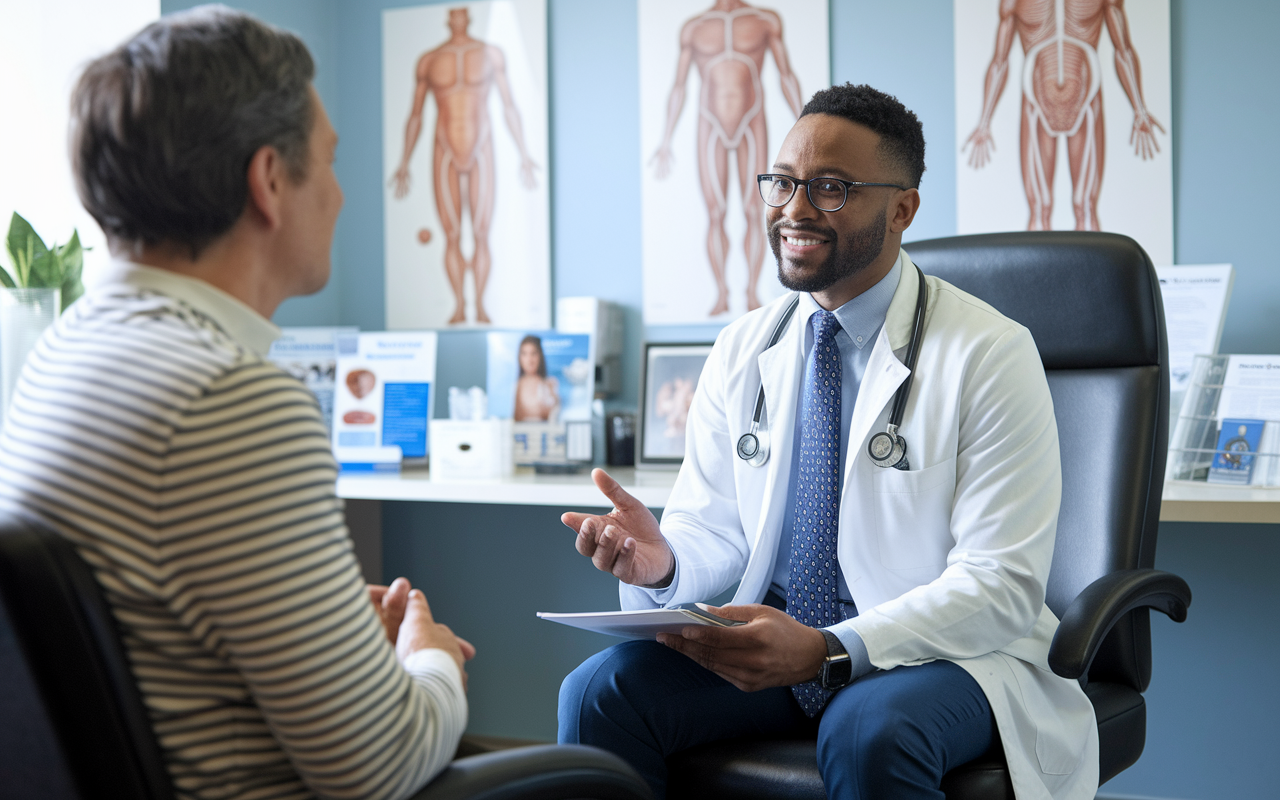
1207, 418, 1265, 485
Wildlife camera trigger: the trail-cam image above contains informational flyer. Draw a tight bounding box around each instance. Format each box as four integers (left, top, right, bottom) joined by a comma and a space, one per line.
1155, 264, 1233, 395
333, 331, 438, 463
1217, 355, 1280, 422
485, 331, 593, 421
268, 327, 359, 435
1207, 418, 1264, 486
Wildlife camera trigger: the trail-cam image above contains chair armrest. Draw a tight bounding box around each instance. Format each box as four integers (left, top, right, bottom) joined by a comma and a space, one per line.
1048, 569, 1191, 680
409, 743, 654, 800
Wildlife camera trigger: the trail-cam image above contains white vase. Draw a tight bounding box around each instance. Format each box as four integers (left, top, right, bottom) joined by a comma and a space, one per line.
0, 287, 60, 423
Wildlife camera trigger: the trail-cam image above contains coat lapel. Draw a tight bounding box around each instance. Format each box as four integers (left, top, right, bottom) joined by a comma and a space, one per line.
844, 253, 922, 481
734, 305, 804, 601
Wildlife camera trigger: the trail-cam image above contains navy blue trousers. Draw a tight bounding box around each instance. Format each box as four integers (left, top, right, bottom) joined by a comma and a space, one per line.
558, 640, 994, 799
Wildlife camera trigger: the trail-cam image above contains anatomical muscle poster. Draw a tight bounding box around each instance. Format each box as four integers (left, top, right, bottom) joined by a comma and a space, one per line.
639, 0, 829, 326
383, 0, 550, 329
954, 0, 1173, 265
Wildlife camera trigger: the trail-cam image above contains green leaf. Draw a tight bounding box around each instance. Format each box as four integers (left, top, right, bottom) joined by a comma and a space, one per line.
5, 212, 48, 287
31, 250, 62, 289
58, 231, 84, 281
56, 231, 85, 312
0, 264, 15, 288
59, 276, 84, 312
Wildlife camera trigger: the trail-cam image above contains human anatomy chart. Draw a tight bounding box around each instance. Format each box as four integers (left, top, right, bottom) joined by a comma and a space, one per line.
955, 0, 1172, 265
383, 0, 550, 329
639, 0, 829, 326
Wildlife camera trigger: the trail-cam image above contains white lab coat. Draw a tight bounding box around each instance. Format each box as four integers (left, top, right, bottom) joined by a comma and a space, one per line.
623, 251, 1098, 800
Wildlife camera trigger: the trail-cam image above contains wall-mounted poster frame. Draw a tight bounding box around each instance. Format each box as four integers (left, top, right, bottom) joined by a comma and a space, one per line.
638, 0, 829, 326
383, 0, 550, 330
637, 341, 714, 468
953, 0, 1173, 264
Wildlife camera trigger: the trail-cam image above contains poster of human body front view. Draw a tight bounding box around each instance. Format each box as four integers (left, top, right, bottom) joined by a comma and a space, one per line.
383, 0, 549, 330
639, 0, 829, 326
954, 0, 1173, 265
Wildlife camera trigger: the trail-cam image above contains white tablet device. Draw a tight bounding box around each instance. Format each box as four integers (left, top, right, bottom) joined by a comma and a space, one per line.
537, 603, 744, 640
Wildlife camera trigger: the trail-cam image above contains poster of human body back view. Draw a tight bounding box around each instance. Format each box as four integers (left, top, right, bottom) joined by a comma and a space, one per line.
954, 0, 1173, 266
639, 0, 829, 326
383, 0, 550, 330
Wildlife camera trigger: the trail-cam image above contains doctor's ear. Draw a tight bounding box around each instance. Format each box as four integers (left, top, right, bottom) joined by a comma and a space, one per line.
889, 188, 921, 234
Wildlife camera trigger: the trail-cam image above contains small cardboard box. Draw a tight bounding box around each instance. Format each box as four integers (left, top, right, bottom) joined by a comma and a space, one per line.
429, 419, 514, 482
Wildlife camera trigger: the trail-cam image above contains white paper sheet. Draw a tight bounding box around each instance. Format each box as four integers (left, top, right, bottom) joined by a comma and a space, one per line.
1155, 264, 1233, 394
1218, 355, 1280, 422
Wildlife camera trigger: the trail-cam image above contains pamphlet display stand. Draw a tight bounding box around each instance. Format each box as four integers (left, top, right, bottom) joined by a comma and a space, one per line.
1168, 354, 1280, 487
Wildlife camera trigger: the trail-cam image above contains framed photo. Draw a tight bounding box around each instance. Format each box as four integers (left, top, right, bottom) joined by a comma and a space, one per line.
638, 342, 714, 468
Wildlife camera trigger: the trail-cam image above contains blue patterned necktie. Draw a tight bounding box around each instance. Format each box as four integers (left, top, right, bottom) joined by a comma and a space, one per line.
787, 310, 843, 717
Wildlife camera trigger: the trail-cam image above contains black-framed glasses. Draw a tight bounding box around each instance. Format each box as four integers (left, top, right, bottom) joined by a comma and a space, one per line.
757, 173, 908, 212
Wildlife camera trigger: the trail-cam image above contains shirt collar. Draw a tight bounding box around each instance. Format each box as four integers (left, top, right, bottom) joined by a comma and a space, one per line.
99, 260, 281, 357
798, 251, 903, 350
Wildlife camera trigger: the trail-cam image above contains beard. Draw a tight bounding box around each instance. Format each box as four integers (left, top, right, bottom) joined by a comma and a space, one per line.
769, 206, 888, 293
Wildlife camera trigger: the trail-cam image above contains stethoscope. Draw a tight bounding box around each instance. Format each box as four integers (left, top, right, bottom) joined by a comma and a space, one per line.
735, 265, 928, 471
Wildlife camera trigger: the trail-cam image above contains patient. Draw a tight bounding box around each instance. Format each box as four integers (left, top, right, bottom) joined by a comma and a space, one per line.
0, 8, 471, 799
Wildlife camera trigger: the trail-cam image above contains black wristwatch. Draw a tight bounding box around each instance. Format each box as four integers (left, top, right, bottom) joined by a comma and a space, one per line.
817, 630, 853, 691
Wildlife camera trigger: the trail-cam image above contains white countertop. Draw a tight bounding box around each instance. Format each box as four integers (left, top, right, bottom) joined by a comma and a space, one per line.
1159, 480, 1280, 523
337, 467, 678, 509
337, 469, 1280, 523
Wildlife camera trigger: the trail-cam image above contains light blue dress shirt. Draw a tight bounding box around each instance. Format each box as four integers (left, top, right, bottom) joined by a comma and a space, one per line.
769, 254, 903, 673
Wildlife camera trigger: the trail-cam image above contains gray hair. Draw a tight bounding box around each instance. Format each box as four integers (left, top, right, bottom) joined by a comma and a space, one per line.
70, 5, 316, 258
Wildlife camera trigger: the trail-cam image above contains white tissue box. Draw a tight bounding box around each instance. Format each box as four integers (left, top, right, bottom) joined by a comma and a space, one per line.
429, 419, 514, 481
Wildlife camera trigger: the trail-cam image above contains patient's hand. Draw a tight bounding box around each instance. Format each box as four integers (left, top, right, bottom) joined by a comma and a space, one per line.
372, 579, 474, 689
562, 468, 675, 588
369, 578, 411, 644
397, 589, 473, 689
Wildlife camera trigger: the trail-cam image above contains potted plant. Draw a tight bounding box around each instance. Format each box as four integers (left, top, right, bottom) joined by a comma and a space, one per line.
0, 212, 87, 418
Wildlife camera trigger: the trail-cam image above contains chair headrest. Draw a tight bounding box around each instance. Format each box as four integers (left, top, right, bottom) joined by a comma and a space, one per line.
905, 232, 1165, 371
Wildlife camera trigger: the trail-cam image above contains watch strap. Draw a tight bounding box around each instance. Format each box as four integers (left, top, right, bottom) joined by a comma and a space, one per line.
818, 629, 853, 691
820, 629, 847, 658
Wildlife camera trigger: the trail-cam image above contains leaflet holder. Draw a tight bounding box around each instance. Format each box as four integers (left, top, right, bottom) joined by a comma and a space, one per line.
1167, 354, 1280, 486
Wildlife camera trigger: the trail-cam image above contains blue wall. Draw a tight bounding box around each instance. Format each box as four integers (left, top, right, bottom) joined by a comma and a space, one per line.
158, 1, 1279, 796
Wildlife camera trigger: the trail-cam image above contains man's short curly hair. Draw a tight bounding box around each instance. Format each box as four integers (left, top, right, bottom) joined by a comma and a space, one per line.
800, 84, 926, 189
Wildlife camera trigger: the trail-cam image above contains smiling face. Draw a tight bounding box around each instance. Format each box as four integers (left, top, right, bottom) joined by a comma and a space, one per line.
519, 341, 542, 376
766, 113, 917, 308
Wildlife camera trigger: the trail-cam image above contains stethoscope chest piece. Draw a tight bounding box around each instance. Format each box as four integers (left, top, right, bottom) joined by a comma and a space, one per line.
866, 426, 909, 470
737, 429, 770, 468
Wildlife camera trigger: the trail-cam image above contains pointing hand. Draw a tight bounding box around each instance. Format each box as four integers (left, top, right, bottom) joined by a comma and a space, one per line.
562, 469, 675, 588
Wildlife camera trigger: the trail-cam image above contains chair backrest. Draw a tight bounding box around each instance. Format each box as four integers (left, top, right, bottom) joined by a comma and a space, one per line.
905, 232, 1168, 692
0, 513, 173, 800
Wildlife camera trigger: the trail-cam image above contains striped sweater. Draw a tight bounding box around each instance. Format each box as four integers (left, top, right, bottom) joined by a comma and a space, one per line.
0, 263, 466, 800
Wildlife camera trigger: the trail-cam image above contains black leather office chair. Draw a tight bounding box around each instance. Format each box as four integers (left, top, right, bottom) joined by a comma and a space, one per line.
0, 514, 653, 800
667, 231, 1192, 799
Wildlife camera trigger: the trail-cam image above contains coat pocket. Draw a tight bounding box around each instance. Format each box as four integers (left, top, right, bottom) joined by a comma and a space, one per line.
871, 456, 956, 570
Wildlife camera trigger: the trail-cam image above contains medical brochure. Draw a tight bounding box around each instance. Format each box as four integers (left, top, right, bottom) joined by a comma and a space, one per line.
486, 330, 593, 465
332, 331, 437, 467
1207, 418, 1265, 486
537, 604, 744, 640
1154, 264, 1233, 398
268, 326, 359, 434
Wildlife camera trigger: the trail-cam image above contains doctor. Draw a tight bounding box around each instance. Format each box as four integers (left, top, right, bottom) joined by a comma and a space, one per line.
558, 84, 1097, 800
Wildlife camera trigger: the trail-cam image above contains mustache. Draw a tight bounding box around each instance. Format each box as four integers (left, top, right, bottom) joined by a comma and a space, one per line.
768, 219, 836, 241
